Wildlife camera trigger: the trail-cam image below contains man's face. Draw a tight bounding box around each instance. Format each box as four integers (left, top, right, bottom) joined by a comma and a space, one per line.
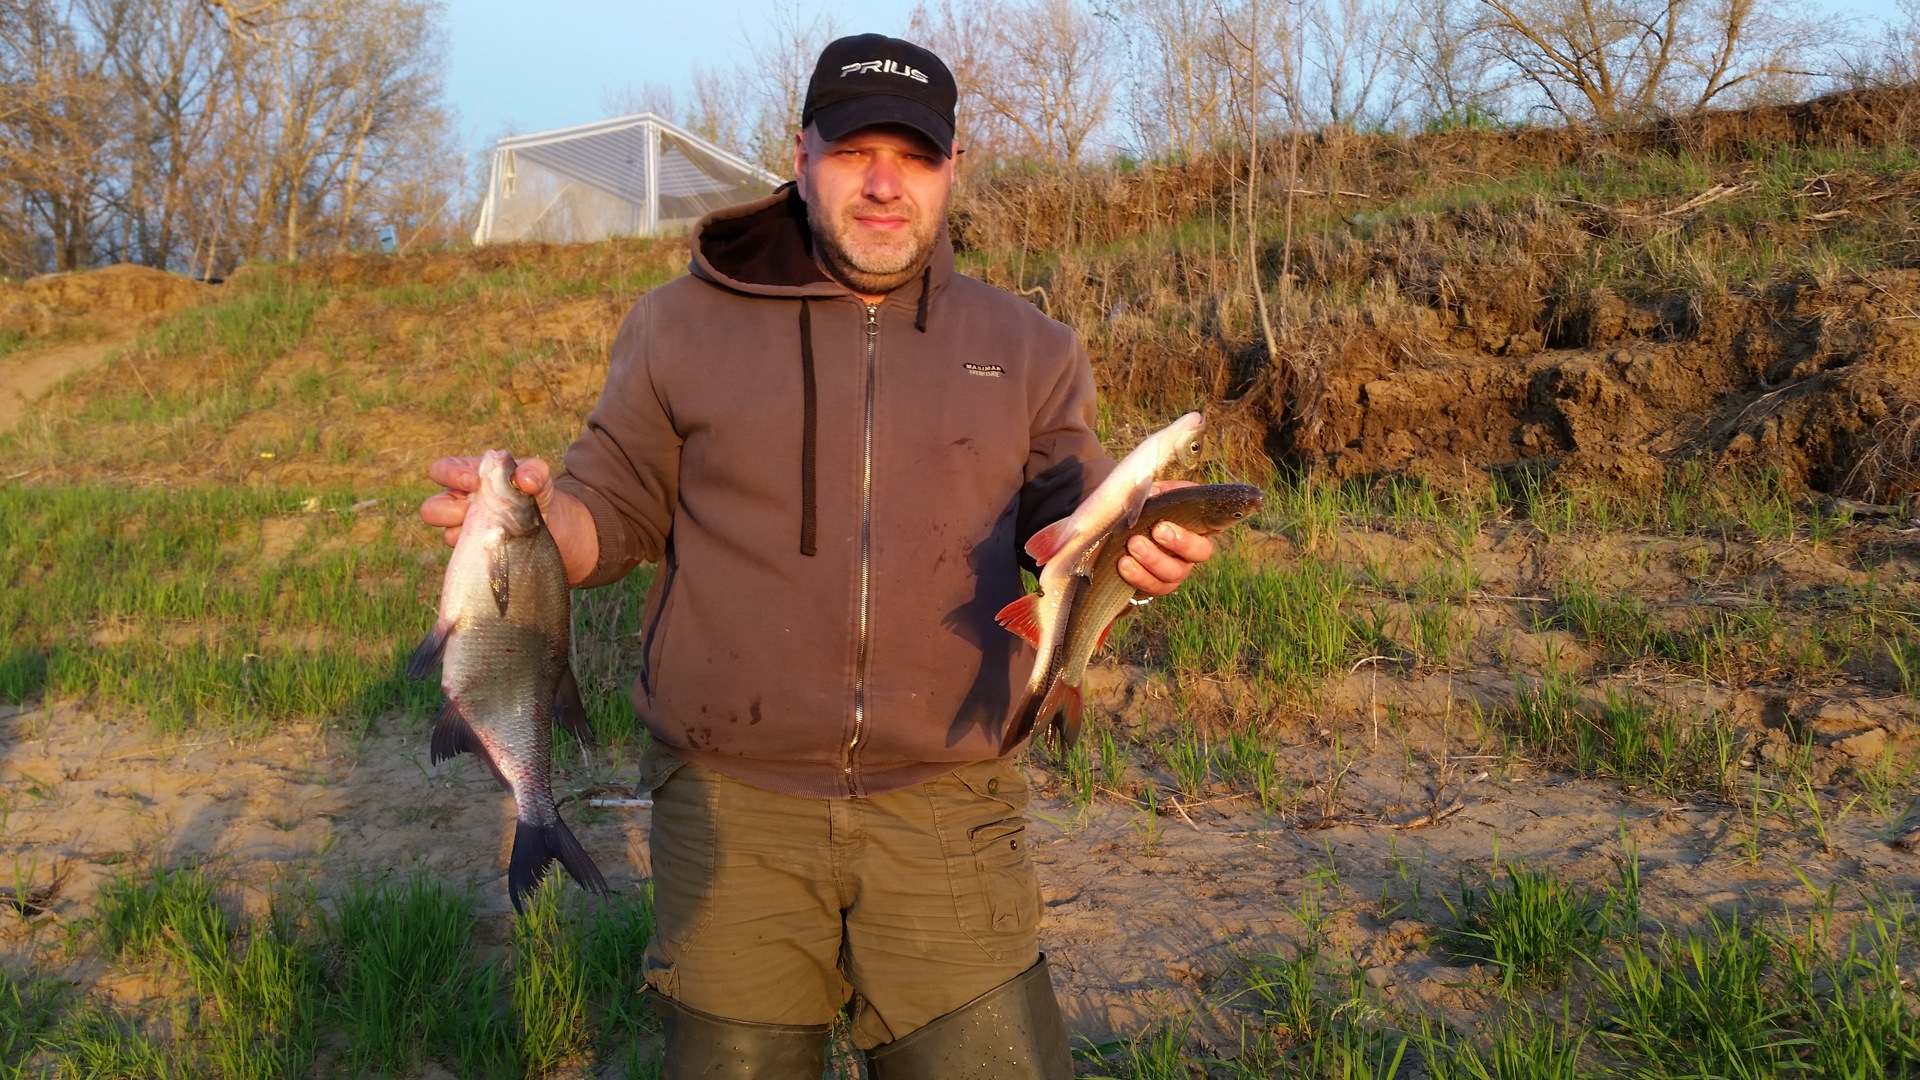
794, 124, 955, 298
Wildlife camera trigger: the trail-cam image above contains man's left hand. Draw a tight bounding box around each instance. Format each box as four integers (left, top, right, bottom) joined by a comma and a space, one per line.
1117, 480, 1215, 598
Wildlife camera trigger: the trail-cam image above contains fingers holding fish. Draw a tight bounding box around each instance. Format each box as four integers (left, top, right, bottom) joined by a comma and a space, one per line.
1117, 520, 1216, 597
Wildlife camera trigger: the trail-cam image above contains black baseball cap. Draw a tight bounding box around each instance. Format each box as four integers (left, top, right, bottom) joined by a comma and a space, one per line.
802, 34, 956, 156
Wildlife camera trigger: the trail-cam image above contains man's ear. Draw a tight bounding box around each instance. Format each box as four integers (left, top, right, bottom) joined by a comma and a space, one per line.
792, 129, 810, 200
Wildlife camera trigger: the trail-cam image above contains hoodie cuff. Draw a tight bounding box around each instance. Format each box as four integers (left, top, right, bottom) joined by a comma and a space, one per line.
553, 475, 641, 589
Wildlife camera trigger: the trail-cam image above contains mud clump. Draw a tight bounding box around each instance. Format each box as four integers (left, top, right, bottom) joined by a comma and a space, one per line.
1277, 272, 1920, 497
0, 263, 211, 338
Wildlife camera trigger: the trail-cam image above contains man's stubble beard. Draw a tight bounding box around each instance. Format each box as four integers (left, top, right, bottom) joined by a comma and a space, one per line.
808, 199, 945, 297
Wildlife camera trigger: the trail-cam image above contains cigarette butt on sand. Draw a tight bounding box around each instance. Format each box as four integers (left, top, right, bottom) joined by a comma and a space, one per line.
587, 797, 655, 808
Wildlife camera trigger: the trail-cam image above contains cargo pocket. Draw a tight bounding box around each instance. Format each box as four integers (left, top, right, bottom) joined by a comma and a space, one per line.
936, 761, 1040, 961
643, 763, 720, 968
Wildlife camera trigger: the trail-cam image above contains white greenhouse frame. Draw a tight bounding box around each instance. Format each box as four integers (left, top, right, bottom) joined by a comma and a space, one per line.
472, 112, 781, 245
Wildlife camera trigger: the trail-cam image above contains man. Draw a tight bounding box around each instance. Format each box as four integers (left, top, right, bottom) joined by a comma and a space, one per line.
420, 34, 1215, 1079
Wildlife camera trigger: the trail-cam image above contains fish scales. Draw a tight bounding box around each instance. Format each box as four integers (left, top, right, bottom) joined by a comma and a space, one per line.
409, 449, 606, 912
1000, 483, 1264, 752
998, 413, 1207, 755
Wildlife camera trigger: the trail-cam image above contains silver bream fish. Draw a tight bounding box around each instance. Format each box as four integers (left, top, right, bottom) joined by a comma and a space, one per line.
408, 449, 607, 911
998, 483, 1264, 751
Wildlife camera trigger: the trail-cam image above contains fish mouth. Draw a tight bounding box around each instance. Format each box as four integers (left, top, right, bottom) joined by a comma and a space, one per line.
477, 449, 521, 500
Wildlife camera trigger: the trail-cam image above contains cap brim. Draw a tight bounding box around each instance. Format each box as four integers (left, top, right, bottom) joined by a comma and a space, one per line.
813, 97, 954, 157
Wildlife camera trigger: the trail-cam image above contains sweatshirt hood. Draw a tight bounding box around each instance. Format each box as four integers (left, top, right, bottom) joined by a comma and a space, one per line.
689, 184, 954, 311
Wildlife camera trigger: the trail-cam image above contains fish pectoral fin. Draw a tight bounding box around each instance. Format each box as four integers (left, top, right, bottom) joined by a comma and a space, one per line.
554, 667, 591, 746
993, 592, 1045, 647
406, 620, 453, 680
430, 699, 511, 791
488, 547, 510, 616
1023, 516, 1077, 565
1121, 479, 1153, 529
1070, 536, 1106, 577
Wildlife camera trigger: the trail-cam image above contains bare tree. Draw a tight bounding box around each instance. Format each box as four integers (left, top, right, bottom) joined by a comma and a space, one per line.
0, 0, 456, 276
683, 66, 751, 151
910, 0, 1019, 164
1117, 0, 1238, 159
1401, 0, 1511, 126
1300, 0, 1419, 128
734, 0, 838, 176
1473, 0, 1817, 125
965, 0, 1117, 170
0, 0, 120, 272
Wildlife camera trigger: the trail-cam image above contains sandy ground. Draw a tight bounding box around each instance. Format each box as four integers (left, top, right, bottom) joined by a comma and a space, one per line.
5, 692, 1916, 1055
0, 334, 130, 433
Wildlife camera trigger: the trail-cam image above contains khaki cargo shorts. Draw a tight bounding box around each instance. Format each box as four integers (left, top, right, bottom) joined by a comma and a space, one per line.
639, 748, 1042, 1048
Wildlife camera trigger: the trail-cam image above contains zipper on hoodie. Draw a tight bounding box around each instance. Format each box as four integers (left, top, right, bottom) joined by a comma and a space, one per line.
846, 302, 878, 795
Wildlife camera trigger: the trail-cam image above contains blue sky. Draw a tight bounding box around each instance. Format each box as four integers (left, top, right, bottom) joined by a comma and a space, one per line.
444, 0, 910, 147
443, 0, 1908, 159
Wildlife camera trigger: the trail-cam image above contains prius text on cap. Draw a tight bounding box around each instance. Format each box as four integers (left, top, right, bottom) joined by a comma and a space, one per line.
839, 59, 930, 83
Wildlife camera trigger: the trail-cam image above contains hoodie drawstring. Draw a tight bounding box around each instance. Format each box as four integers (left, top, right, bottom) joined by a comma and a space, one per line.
798, 299, 819, 557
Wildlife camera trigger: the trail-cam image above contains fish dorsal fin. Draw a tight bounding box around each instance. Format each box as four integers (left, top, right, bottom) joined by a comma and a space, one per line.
993, 592, 1044, 647
1024, 517, 1077, 565
488, 547, 510, 617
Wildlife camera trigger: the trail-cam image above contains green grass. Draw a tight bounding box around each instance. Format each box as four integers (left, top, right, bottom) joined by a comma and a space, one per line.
327, 875, 514, 1075
7, 866, 662, 1078
85, 864, 320, 1078
1439, 857, 1627, 989
0, 483, 646, 734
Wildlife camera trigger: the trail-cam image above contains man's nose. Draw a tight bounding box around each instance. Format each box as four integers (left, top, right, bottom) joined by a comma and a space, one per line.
863, 155, 904, 201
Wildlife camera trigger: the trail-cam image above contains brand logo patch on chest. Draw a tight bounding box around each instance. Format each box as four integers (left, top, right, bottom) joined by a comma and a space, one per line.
963, 362, 1005, 378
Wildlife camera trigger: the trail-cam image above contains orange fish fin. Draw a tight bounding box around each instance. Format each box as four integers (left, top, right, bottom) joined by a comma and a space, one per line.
1094, 617, 1121, 654
1049, 684, 1085, 752
994, 592, 1045, 647
1024, 517, 1077, 565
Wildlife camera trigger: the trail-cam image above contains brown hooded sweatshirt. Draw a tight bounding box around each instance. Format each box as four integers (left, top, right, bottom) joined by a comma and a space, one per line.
553, 187, 1114, 798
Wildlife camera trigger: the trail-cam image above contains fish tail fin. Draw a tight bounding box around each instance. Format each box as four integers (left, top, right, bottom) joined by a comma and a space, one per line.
1001, 679, 1074, 756
1049, 683, 1085, 753
1023, 517, 1077, 565
507, 816, 608, 913
407, 620, 453, 679
993, 592, 1045, 646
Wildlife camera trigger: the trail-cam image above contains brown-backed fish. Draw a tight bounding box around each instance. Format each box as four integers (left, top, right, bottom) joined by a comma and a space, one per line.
408, 449, 607, 911
998, 483, 1264, 751
997, 413, 1205, 755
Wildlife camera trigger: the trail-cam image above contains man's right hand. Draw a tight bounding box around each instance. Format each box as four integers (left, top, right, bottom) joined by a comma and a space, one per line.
419, 454, 601, 584
420, 455, 558, 548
